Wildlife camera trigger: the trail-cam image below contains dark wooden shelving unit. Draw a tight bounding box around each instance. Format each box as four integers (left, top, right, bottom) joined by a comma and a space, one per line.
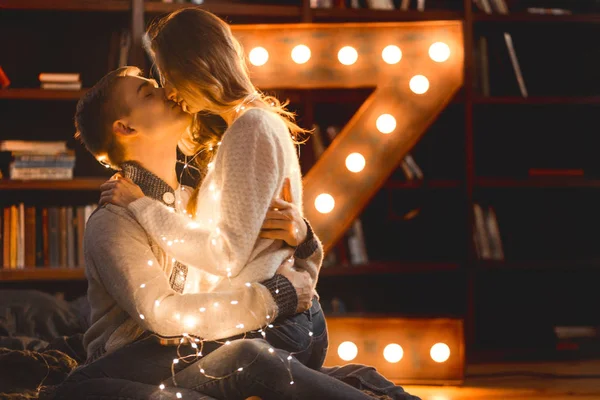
475, 177, 600, 189
0, 178, 105, 191
0, 0, 130, 12
0, 267, 85, 281
145, 2, 301, 17
311, 8, 462, 22
473, 96, 600, 105
320, 261, 460, 277
477, 259, 600, 270
384, 179, 461, 189
0, 88, 87, 101
473, 12, 600, 23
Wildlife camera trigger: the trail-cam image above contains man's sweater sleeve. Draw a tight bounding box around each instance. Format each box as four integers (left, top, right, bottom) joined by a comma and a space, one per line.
128, 112, 285, 279
293, 219, 323, 285
86, 208, 294, 340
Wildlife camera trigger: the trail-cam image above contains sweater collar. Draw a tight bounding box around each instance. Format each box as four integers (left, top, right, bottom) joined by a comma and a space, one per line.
120, 161, 177, 207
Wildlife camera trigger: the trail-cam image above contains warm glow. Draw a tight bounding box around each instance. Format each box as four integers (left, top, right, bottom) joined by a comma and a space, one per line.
430, 342, 451, 363
338, 46, 358, 66
382, 45, 402, 64
409, 75, 430, 94
376, 114, 397, 134
249, 47, 269, 66
429, 42, 451, 62
383, 343, 404, 363
291, 44, 311, 64
345, 153, 366, 173
338, 341, 358, 361
183, 316, 197, 329
315, 193, 335, 214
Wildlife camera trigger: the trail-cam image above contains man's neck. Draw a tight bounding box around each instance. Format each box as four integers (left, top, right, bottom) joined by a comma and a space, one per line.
126, 143, 179, 189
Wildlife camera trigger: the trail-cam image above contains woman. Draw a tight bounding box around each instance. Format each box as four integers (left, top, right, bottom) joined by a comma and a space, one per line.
101, 7, 327, 370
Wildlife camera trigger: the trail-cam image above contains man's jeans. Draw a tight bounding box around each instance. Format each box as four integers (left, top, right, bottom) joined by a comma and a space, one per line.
53, 335, 420, 400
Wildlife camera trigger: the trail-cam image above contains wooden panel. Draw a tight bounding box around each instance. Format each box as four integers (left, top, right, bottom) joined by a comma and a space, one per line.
0, 267, 85, 281
0, 0, 130, 11
312, 9, 462, 22
0, 178, 104, 190
320, 261, 460, 277
324, 316, 465, 384
145, 2, 301, 18
0, 88, 87, 100
232, 22, 464, 252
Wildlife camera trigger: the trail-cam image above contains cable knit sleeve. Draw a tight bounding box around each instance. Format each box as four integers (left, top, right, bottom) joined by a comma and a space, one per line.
127, 109, 285, 279
293, 219, 324, 286
86, 208, 280, 341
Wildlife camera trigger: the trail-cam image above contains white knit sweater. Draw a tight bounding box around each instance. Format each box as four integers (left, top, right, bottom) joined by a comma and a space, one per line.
128, 108, 320, 294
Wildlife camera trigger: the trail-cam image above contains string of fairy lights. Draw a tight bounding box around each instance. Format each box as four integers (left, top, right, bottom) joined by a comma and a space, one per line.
92, 35, 453, 398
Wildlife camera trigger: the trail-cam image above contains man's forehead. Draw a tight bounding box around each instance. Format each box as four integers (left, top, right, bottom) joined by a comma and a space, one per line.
116, 75, 156, 94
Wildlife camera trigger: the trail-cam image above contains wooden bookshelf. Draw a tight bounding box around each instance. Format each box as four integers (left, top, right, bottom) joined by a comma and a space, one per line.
473, 96, 600, 105
0, 178, 105, 191
473, 12, 600, 24
145, 2, 301, 17
0, 88, 86, 101
384, 179, 461, 189
311, 8, 462, 22
1, 0, 130, 12
320, 261, 460, 277
478, 260, 600, 270
475, 177, 600, 189
0, 267, 86, 281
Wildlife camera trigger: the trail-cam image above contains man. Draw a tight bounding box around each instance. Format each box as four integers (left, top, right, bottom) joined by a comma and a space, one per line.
53, 66, 419, 400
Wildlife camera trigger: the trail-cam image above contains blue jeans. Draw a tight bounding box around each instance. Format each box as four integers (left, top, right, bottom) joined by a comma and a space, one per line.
53, 335, 420, 399
265, 297, 328, 370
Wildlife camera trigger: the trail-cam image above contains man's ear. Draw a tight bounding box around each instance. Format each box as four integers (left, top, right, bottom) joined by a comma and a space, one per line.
113, 120, 137, 137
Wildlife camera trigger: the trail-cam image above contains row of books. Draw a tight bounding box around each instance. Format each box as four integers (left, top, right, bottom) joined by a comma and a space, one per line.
39, 72, 82, 91
0, 140, 75, 180
1, 204, 96, 269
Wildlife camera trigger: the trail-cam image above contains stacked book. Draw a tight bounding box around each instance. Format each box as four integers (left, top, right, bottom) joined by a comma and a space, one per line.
39, 72, 82, 91
473, 203, 504, 261
1, 204, 96, 269
0, 141, 76, 180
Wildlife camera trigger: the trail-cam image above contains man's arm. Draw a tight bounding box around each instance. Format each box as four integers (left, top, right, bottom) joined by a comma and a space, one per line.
292, 219, 324, 286
85, 207, 298, 340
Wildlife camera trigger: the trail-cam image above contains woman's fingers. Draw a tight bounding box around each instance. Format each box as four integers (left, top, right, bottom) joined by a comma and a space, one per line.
261, 219, 289, 230
269, 198, 292, 211
99, 180, 118, 191
265, 210, 292, 221
259, 229, 288, 241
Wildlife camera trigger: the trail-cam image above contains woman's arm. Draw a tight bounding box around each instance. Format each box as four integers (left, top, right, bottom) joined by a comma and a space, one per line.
127, 112, 285, 278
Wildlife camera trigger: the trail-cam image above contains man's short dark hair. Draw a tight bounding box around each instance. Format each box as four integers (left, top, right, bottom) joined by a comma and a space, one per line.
74, 66, 141, 168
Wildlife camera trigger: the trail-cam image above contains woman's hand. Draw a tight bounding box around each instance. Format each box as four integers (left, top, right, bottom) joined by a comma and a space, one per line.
260, 178, 307, 247
99, 174, 145, 207
276, 258, 313, 313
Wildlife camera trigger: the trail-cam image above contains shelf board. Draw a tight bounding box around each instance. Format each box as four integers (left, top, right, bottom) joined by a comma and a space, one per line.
478, 260, 600, 270
312, 8, 462, 22
320, 261, 460, 277
0, 88, 87, 101
145, 2, 301, 18
476, 177, 600, 189
0, 267, 86, 281
1, 0, 130, 12
0, 178, 105, 191
384, 179, 461, 189
473, 12, 600, 24
473, 96, 600, 105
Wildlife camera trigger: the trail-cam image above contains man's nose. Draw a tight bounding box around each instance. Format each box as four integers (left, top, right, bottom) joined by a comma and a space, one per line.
166, 88, 178, 101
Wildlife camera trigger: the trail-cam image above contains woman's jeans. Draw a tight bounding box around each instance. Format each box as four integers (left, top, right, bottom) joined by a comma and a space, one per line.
265, 297, 328, 370
53, 334, 420, 400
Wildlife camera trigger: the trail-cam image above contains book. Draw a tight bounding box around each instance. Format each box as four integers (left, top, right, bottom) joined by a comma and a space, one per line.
478, 36, 490, 96
504, 33, 528, 98
366, 0, 394, 9
0, 141, 67, 154
41, 82, 83, 91
38, 73, 80, 83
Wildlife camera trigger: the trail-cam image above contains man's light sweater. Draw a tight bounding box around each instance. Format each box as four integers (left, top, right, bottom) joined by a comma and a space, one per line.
128, 108, 322, 294
83, 163, 305, 362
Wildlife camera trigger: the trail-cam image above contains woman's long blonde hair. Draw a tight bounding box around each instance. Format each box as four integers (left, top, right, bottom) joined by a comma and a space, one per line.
146, 8, 309, 216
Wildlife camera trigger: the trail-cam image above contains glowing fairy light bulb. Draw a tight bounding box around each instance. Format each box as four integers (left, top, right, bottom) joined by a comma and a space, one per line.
176, 393, 182, 399
429, 42, 450, 62
139, 314, 145, 320
173, 359, 179, 364
382, 45, 402, 64
249, 47, 269, 66
376, 114, 396, 134
430, 342, 451, 363
291, 44, 311, 64
383, 343, 404, 363
147, 260, 153, 266
155, 300, 161, 307
199, 307, 206, 312
409, 75, 430, 94
338, 46, 358, 65
338, 341, 358, 361
268, 348, 274, 353
183, 315, 197, 329
140, 283, 146, 288
315, 193, 335, 214
345, 153, 366, 173
159, 384, 165, 390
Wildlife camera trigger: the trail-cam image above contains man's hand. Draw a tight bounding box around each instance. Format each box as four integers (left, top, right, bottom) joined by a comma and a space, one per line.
260, 178, 307, 247
276, 258, 313, 313
99, 174, 145, 207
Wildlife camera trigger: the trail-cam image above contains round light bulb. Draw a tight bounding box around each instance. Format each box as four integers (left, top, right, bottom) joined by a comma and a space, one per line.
429, 42, 450, 63
338, 341, 358, 361
409, 75, 430, 94
383, 343, 404, 363
249, 47, 269, 66
338, 46, 358, 66
345, 153, 366, 173
376, 114, 396, 134
291, 44, 311, 64
315, 193, 335, 214
430, 342, 451, 363
382, 45, 402, 65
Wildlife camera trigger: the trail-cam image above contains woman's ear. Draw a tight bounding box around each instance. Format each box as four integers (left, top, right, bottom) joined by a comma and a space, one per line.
113, 120, 137, 138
